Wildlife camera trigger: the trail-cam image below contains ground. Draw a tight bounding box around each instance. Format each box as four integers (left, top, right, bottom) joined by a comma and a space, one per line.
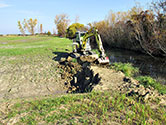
91, 66, 125, 91
0, 36, 166, 124
0, 36, 71, 102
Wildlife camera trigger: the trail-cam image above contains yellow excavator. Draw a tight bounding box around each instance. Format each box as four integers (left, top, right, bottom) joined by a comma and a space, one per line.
72, 27, 109, 64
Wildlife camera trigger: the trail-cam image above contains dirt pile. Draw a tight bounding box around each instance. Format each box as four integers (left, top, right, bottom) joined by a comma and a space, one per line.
58, 55, 101, 93
118, 77, 166, 105
91, 66, 125, 91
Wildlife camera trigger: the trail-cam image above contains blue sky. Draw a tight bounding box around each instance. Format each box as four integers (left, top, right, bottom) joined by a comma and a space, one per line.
0, 0, 153, 34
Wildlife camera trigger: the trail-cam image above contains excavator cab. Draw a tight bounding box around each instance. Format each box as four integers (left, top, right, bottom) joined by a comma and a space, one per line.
73, 31, 91, 53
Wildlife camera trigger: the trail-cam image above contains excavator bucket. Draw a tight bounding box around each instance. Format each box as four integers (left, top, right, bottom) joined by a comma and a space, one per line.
98, 56, 110, 64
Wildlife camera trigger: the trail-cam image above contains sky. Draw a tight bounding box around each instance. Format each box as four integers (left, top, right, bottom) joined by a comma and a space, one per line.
0, 0, 154, 34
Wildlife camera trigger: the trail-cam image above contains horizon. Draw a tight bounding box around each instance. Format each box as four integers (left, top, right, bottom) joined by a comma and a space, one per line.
0, 0, 153, 35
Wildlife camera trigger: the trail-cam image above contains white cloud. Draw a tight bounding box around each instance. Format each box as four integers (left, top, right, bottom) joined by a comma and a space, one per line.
0, 3, 11, 8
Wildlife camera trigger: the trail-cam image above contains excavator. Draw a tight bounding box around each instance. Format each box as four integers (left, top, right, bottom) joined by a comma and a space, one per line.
71, 27, 109, 64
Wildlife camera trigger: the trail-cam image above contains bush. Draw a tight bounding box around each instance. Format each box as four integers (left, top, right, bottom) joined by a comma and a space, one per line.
66, 23, 85, 39
136, 76, 166, 94
93, 3, 166, 57
47, 31, 51, 36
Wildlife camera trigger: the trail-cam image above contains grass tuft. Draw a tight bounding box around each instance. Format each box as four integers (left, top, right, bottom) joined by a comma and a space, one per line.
110, 62, 139, 77
136, 76, 166, 94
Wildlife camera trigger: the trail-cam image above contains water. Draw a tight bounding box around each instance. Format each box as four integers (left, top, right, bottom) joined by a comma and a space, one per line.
106, 48, 166, 85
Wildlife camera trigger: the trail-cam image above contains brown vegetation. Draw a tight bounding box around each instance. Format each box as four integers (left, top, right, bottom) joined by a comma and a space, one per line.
54, 14, 70, 37
18, 18, 38, 35
93, 1, 166, 57
40, 24, 43, 34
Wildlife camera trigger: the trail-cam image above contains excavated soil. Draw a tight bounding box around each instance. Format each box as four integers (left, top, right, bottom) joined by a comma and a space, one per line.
58, 54, 166, 106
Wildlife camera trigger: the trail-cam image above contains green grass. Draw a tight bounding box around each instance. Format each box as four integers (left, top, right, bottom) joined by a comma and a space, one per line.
110, 62, 139, 77
0, 36, 72, 56
136, 76, 166, 94
6, 91, 166, 124
110, 62, 166, 94
0, 36, 30, 41
110, 62, 166, 95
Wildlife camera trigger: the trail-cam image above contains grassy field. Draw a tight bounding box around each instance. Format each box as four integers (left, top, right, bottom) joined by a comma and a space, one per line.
2, 91, 166, 124
0, 36, 72, 101
0, 36, 72, 56
0, 36, 166, 124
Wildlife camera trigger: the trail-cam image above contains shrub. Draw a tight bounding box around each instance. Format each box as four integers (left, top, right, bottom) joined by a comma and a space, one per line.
66, 23, 86, 39
47, 31, 51, 36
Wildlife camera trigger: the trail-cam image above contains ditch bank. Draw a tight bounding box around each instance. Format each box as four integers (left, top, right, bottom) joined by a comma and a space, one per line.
58, 53, 166, 106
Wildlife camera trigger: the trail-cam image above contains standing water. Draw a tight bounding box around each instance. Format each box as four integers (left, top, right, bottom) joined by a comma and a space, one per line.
106, 48, 166, 85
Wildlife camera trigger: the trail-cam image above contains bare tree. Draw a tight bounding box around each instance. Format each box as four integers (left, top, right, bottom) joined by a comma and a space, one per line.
25, 18, 38, 35
18, 19, 26, 36
54, 14, 70, 37
129, 10, 166, 57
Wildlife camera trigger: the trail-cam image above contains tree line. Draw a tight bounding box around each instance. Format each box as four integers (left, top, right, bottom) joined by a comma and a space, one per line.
18, 14, 71, 36
18, 0, 166, 57
92, 0, 166, 57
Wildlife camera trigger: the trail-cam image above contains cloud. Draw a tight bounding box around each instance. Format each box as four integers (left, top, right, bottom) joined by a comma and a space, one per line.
0, 3, 11, 8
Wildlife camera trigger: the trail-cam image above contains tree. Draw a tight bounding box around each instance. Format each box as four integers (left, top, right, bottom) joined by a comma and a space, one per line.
66, 23, 85, 38
128, 10, 166, 56
18, 19, 26, 36
54, 14, 70, 37
152, 0, 166, 14
25, 18, 38, 35
40, 24, 43, 34
47, 31, 51, 36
